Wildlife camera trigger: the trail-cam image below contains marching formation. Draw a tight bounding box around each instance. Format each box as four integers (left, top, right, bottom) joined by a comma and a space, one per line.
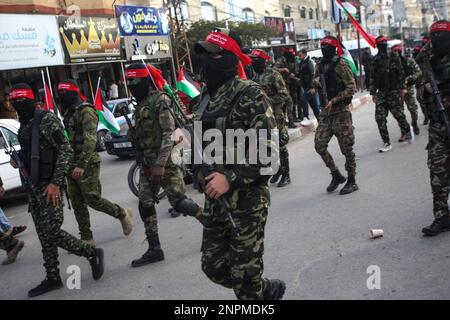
1, 20, 450, 300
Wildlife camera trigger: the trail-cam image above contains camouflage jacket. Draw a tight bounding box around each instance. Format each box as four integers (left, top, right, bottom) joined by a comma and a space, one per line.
253, 67, 290, 120
314, 58, 357, 110
134, 91, 175, 168
402, 56, 422, 87
18, 112, 73, 187
275, 56, 299, 85
199, 77, 276, 214
63, 103, 100, 170
369, 52, 406, 95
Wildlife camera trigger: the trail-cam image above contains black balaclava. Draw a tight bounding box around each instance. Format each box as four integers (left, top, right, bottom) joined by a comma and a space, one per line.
59, 79, 83, 109
431, 32, 450, 57
252, 57, 267, 74
321, 45, 337, 64
126, 63, 155, 102
10, 83, 36, 125
203, 51, 239, 96
376, 36, 388, 55
284, 51, 296, 63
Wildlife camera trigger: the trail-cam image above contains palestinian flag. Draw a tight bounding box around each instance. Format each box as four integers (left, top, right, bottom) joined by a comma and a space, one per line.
176, 67, 200, 99
341, 44, 358, 75
94, 82, 120, 135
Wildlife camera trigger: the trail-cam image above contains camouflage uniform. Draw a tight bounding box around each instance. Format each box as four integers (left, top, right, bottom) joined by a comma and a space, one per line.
0, 176, 18, 253
196, 77, 277, 300
135, 91, 186, 238
253, 67, 292, 175
401, 56, 422, 125
314, 58, 357, 177
275, 56, 299, 120
18, 112, 95, 280
370, 52, 410, 144
64, 103, 126, 241
416, 46, 433, 123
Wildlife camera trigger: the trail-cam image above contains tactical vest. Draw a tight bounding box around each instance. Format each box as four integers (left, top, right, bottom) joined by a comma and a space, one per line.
64, 103, 97, 154
321, 58, 353, 106
135, 92, 167, 150
18, 111, 56, 183
373, 54, 402, 92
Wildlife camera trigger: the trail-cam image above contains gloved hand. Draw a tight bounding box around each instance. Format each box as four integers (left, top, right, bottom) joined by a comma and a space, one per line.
149, 165, 165, 188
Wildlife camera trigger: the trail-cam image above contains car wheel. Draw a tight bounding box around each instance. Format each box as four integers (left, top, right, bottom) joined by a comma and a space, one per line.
96, 131, 107, 152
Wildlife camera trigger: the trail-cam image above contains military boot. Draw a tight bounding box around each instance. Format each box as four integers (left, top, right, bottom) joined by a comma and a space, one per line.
28, 276, 63, 298
120, 208, 133, 236
277, 173, 291, 188
398, 131, 407, 142
288, 120, 297, 129
327, 169, 346, 193
422, 215, 450, 236
2, 239, 24, 265
412, 121, 420, 135
131, 235, 165, 268
339, 176, 359, 195
263, 279, 286, 300
270, 171, 283, 184
88, 248, 104, 280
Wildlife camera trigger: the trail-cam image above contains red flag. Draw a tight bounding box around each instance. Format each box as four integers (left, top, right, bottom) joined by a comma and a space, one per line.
237, 61, 247, 80
43, 82, 54, 111
336, 0, 377, 48
94, 86, 103, 111
147, 65, 166, 90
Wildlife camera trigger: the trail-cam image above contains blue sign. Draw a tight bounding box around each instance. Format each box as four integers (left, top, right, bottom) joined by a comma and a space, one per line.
115, 5, 169, 36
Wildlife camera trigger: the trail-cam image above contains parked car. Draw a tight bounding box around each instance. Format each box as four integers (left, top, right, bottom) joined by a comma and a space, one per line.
0, 119, 22, 193
96, 98, 136, 152
104, 118, 135, 158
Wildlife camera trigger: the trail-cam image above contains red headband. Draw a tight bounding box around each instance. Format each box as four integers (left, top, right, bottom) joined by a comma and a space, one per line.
9, 89, 35, 100
430, 21, 450, 33
321, 37, 344, 56
125, 68, 150, 79
205, 32, 252, 66
376, 36, 388, 44
392, 44, 402, 52
422, 37, 431, 44
58, 82, 86, 101
413, 45, 422, 52
251, 49, 270, 61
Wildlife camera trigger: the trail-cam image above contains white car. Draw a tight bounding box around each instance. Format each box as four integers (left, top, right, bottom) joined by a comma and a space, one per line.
96, 98, 136, 151
0, 119, 22, 193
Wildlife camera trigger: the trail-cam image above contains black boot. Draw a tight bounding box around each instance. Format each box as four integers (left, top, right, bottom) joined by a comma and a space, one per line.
131, 235, 165, 268
28, 277, 63, 298
270, 171, 282, 184
88, 248, 104, 280
168, 208, 180, 218
327, 169, 346, 193
288, 120, 297, 129
263, 279, 286, 300
277, 173, 291, 188
422, 215, 450, 236
339, 176, 359, 195
412, 121, 420, 135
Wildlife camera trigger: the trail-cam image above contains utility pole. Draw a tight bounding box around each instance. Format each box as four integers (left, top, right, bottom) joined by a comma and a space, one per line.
165, 0, 193, 73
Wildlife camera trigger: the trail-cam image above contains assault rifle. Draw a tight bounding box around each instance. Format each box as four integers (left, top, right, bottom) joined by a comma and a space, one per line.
426, 68, 450, 142
319, 66, 329, 107
4, 144, 37, 198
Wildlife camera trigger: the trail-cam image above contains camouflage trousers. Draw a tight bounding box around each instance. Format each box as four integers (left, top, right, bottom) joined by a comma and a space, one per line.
139, 156, 186, 237
30, 183, 95, 280
284, 84, 299, 119
375, 91, 410, 144
403, 86, 419, 124
68, 161, 125, 241
427, 121, 450, 219
315, 108, 356, 177
416, 84, 429, 121
277, 113, 290, 174
201, 206, 270, 300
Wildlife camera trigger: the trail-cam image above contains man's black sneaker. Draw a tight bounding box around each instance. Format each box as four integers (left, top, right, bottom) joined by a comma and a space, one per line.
327, 170, 346, 193
131, 249, 165, 267
270, 172, 282, 184
422, 216, 450, 236
277, 174, 291, 188
12, 226, 27, 236
263, 279, 286, 300
28, 277, 63, 298
339, 181, 359, 195
88, 248, 104, 280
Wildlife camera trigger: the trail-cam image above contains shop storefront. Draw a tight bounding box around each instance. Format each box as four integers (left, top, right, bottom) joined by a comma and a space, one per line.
115, 5, 175, 85
57, 15, 127, 101
0, 14, 65, 105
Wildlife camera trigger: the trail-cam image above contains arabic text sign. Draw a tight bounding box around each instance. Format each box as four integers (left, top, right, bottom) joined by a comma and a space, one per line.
0, 14, 65, 71
264, 16, 296, 45
58, 16, 122, 63
124, 36, 172, 61
115, 5, 169, 36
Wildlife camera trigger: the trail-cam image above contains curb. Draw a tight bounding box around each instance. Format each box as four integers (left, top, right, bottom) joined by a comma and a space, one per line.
288, 93, 371, 143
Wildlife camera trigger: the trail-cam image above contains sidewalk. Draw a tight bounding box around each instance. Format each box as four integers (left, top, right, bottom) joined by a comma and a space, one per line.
288, 92, 371, 142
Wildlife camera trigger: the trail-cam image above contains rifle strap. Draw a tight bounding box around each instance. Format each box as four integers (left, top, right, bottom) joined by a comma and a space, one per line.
30, 110, 47, 185
195, 93, 211, 119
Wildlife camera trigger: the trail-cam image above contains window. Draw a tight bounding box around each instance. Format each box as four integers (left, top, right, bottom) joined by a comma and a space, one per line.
201, 1, 216, 21
300, 6, 306, 19
316, 8, 319, 20
323, 10, 328, 19
169, 0, 189, 20
242, 8, 255, 23
284, 5, 291, 17
0, 127, 19, 148
309, 8, 314, 20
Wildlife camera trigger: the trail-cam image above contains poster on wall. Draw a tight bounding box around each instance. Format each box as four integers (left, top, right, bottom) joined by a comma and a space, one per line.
0, 14, 65, 71
115, 5, 170, 36
264, 16, 296, 45
124, 35, 172, 61
58, 16, 122, 63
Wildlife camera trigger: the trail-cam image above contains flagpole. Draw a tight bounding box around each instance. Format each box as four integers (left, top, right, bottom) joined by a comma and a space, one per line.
41, 70, 50, 109
94, 76, 102, 103
45, 67, 54, 99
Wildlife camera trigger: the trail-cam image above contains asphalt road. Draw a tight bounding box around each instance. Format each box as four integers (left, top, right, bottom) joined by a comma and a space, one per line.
1, 100, 449, 300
